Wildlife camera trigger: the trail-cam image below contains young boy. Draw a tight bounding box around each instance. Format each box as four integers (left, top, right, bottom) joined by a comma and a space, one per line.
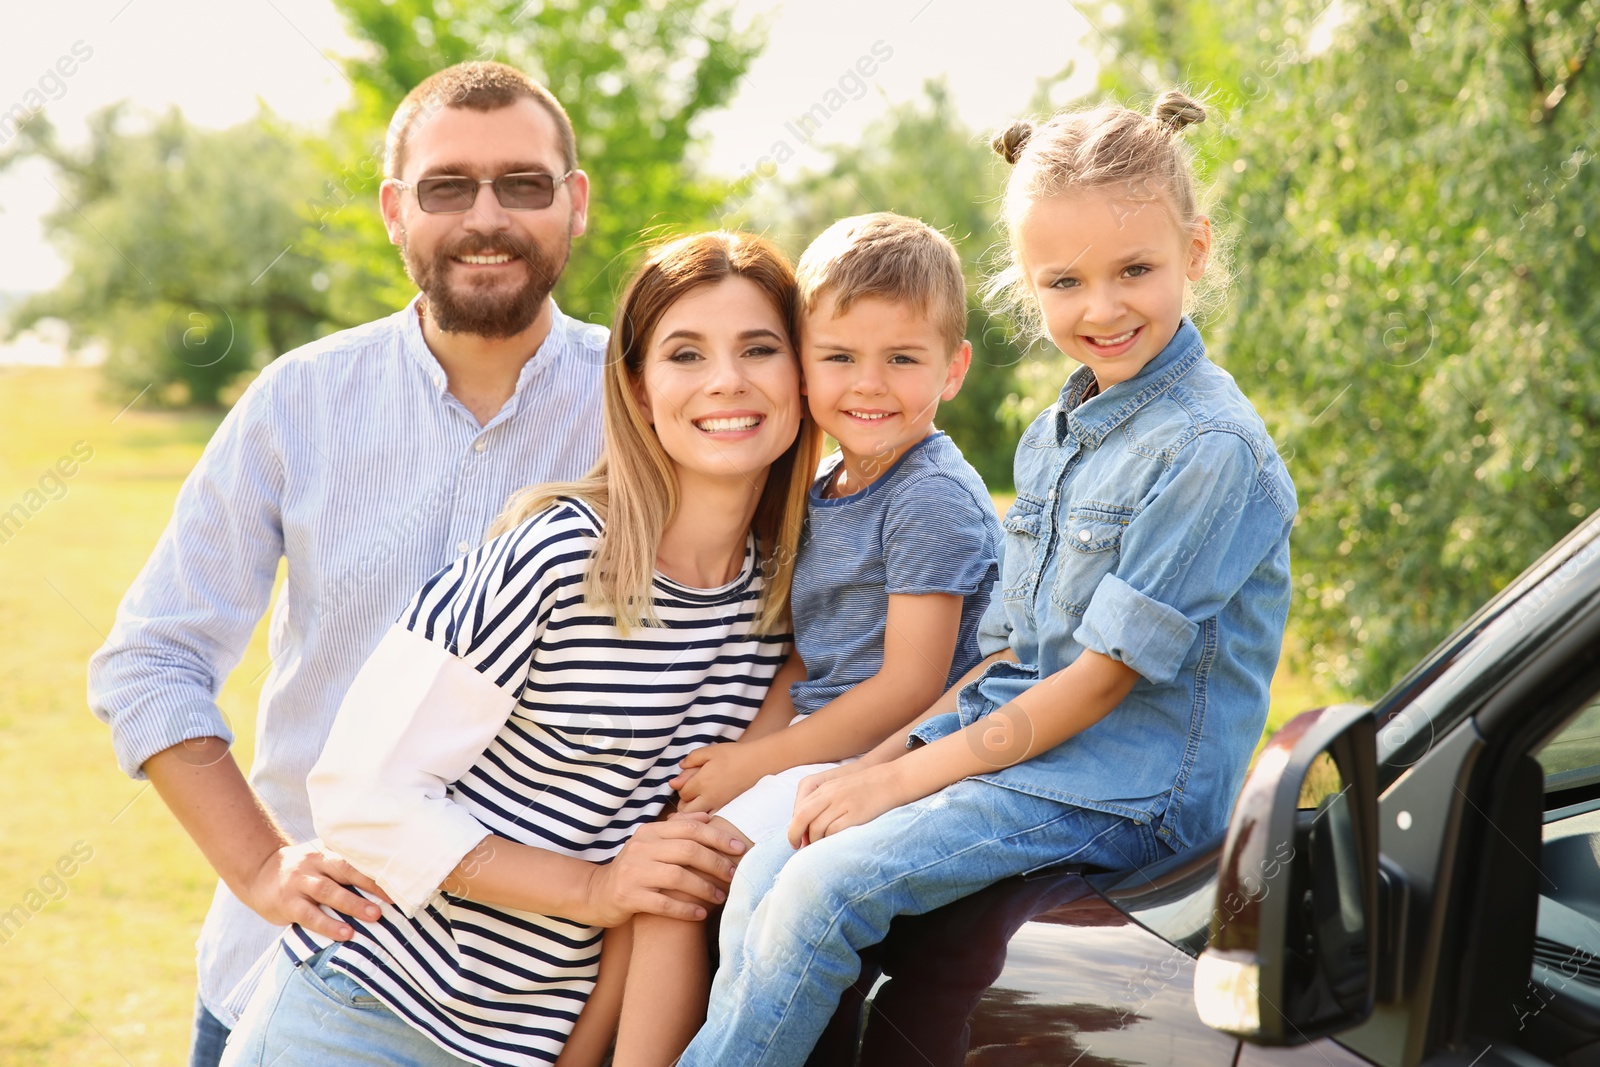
565, 213, 1005, 1067
672, 211, 1002, 845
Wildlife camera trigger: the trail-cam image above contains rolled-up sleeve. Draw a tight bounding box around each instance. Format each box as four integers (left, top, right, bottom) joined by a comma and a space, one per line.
1074, 431, 1294, 684
309, 511, 576, 916
309, 627, 510, 917
87, 373, 284, 779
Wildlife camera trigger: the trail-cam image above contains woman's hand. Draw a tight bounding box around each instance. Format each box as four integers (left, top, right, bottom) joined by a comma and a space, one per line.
787, 762, 918, 849
582, 813, 746, 927
670, 742, 771, 813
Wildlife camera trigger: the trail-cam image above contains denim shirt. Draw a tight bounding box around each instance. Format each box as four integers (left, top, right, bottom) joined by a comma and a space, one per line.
909, 319, 1295, 850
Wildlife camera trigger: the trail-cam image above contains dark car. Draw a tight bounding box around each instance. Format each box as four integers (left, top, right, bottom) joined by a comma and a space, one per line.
812, 511, 1600, 1066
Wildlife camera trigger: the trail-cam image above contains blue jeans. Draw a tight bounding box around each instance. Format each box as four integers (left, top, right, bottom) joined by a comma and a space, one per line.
679, 779, 1169, 1067
218, 944, 473, 1067
188, 995, 230, 1067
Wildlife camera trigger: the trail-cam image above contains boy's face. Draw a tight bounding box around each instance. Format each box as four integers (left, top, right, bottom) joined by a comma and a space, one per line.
801, 293, 971, 478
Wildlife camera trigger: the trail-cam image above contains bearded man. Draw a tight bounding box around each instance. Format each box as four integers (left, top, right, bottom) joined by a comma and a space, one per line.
89, 62, 607, 1067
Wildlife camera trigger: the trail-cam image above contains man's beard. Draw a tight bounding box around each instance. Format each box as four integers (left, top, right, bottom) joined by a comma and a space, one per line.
400, 225, 570, 340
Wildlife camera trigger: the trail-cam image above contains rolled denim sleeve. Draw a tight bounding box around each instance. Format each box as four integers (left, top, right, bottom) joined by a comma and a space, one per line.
1074, 430, 1294, 684
87, 372, 285, 779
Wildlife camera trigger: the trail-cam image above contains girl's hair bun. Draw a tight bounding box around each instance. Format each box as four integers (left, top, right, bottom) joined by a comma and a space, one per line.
1151, 90, 1206, 132
992, 120, 1035, 165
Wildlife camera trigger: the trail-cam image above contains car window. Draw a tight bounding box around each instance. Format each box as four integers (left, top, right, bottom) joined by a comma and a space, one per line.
1538, 697, 1600, 799
1511, 693, 1600, 1062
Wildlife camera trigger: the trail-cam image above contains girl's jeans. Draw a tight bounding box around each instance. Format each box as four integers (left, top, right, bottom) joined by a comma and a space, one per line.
679, 777, 1171, 1067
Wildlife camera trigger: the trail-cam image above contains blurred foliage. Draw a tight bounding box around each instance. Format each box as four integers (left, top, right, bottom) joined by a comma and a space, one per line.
1091, 0, 1600, 694
0, 107, 332, 407
307, 0, 762, 332
742, 80, 1058, 488
2, 0, 760, 402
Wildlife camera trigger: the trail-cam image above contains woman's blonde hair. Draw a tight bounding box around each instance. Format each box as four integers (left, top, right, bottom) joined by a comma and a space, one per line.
985, 89, 1228, 337
489, 231, 821, 635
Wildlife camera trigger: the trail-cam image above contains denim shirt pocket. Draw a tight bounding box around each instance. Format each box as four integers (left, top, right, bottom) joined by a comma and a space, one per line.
1050, 503, 1133, 616
998, 493, 1048, 603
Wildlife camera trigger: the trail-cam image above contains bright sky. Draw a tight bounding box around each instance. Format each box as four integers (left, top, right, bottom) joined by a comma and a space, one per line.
0, 0, 1098, 294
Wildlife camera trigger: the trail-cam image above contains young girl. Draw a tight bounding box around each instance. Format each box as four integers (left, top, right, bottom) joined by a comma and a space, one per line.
218, 231, 822, 1067
678, 90, 1297, 1067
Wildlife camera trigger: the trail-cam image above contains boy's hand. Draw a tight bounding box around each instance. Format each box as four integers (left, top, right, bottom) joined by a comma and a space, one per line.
787, 762, 916, 849
670, 742, 770, 813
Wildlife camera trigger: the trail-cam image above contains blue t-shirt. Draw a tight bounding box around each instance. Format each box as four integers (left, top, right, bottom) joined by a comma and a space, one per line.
789, 432, 1002, 716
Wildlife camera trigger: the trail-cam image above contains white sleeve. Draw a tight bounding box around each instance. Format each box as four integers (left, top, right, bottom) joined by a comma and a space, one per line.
308, 504, 589, 917
309, 624, 512, 917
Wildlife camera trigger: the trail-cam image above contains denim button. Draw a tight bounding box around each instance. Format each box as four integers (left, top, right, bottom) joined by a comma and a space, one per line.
1078, 529, 1092, 542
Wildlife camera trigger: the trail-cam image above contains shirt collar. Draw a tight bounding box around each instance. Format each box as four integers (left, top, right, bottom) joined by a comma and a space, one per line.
400, 294, 574, 402
1054, 317, 1205, 447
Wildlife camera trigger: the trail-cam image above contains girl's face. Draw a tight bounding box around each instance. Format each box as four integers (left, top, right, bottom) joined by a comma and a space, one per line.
635, 275, 802, 491
1017, 186, 1210, 390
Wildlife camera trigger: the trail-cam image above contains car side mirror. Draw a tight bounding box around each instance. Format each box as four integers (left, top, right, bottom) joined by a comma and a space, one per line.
1193, 703, 1379, 1044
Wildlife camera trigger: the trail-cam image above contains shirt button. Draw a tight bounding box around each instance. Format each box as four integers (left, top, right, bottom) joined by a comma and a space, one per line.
1078, 529, 1092, 542
457, 540, 471, 554
474, 439, 487, 453
434, 375, 445, 389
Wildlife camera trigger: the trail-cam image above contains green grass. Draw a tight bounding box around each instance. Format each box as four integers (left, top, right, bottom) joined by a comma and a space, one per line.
0, 367, 1337, 1064
0, 367, 271, 1066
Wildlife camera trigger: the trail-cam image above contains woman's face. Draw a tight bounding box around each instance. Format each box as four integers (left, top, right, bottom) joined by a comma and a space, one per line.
635, 275, 802, 491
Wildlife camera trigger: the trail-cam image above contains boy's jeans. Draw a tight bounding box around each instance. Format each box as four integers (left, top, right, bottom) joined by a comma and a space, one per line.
680, 777, 1171, 1067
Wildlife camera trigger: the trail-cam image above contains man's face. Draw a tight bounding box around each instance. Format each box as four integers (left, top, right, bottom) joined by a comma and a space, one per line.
381, 98, 589, 339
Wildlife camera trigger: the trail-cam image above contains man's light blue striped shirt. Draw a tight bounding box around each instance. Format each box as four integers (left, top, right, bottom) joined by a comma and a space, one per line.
86, 295, 606, 1024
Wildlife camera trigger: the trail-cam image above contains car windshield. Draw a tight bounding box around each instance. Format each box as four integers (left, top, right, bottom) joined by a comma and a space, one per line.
1374, 522, 1600, 791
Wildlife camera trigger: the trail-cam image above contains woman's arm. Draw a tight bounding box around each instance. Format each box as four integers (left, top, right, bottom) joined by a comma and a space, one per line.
441, 814, 745, 926
789, 650, 1136, 845
674, 592, 963, 812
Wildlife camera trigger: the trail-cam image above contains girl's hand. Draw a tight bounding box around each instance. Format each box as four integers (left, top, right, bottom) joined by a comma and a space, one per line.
670, 742, 770, 813
787, 762, 916, 849
791, 761, 869, 809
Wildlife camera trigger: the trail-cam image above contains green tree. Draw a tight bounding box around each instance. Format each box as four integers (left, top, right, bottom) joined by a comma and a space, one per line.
0, 107, 331, 407
306, 0, 763, 333
1090, 0, 1600, 693
747, 80, 1056, 489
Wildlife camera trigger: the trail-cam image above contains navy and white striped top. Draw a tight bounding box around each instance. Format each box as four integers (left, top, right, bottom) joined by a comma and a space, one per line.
292, 498, 788, 1067
86, 295, 607, 1024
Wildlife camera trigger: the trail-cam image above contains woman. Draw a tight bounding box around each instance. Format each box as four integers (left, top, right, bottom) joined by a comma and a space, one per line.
220, 231, 822, 1067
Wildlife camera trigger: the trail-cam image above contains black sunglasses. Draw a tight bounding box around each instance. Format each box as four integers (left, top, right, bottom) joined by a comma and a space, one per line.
390, 170, 576, 214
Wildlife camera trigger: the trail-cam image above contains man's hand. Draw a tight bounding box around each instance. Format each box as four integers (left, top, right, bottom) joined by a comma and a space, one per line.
670, 742, 772, 813
788, 762, 915, 849
239, 840, 393, 941
582, 813, 745, 927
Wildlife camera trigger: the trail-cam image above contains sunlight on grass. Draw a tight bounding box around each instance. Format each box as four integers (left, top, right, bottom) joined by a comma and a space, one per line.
0, 366, 273, 1066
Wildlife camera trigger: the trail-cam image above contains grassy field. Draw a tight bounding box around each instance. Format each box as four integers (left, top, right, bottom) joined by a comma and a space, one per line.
0, 366, 1335, 1065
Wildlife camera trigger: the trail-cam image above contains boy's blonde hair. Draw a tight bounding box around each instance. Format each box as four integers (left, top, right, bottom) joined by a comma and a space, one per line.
795, 213, 968, 352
